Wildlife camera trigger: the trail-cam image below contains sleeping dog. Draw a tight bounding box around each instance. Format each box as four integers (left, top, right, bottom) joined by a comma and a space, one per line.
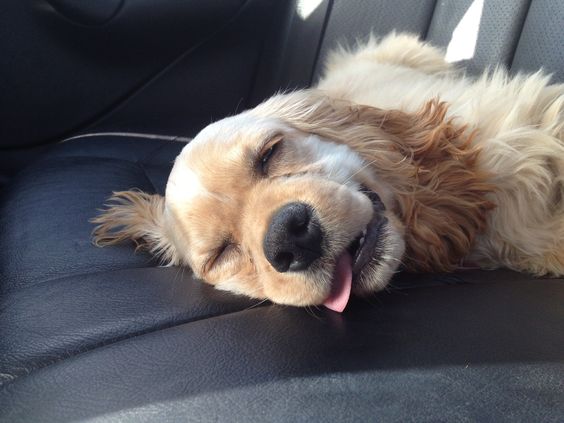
92, 33, 564, 312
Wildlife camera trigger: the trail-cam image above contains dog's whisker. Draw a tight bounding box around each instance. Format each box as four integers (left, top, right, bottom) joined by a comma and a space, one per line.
244, 298, 269, 311
304, 305, 323, 321
342, 158, 380, 185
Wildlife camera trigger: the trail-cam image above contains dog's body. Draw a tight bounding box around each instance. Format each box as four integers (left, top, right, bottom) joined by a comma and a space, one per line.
93, 34, 564, 311
319, 34, 564, 277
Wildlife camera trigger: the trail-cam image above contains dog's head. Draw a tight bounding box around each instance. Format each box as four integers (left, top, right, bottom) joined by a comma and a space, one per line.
163, 94, 406, 311
93, 91, 493, 311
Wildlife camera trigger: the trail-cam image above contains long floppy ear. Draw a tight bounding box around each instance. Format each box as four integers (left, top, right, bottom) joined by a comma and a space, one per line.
251, 90, 392, 149
252, 90, 496, 272
91, 190, 179, 265
251, 89, 428, 168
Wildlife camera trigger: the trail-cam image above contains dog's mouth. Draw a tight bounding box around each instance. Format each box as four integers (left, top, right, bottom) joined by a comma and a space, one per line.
323, 188, 386, 313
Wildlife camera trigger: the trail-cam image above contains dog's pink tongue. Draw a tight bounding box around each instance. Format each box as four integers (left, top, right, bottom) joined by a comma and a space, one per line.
323, 252, 353, 313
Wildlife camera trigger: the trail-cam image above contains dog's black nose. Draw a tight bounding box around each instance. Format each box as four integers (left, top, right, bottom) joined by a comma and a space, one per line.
263, 202, 323, 273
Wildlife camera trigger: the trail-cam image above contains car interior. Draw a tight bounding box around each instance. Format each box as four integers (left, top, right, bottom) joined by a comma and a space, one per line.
1, 0, 563, 421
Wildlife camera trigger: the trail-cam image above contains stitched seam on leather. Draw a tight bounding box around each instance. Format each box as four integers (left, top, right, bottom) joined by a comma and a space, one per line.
134, 140, 172, 193
422, 0, 439, 40
136, 162, 159, 194
1, 264, 159, 296
309, 0, 334, 86
60, 132, 191, 144
508, 0, 534, 70
136, 139, 179, 172
0, 302, 271, 390
37, 153, 174, 167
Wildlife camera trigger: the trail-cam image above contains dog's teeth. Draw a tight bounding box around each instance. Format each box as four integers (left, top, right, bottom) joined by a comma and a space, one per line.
359, 236, 365, 246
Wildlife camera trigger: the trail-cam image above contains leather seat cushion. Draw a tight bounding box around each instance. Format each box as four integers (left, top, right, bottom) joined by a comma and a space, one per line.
1, 135, 562, 423
0, 135, 259, 385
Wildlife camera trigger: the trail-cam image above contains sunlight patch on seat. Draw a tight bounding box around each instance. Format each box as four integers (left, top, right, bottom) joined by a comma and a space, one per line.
445, 0, 484, 63
297, 0, 323, 20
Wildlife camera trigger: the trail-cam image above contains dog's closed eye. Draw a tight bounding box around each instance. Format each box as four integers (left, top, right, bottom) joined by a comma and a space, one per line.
205, 242, 239, 274
258, 135, 284, 176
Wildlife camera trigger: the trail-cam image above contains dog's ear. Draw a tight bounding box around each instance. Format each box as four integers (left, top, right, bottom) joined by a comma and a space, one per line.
251, 90, 413, 160
251, 90, 390, 148
91, 190, 179, 265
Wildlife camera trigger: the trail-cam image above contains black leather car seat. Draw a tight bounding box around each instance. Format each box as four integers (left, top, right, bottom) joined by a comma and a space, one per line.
1, 1, 563, 421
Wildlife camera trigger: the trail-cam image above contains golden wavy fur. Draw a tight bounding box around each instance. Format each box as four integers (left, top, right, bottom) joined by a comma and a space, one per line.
251, 93, 497, 272
92, 33, 564, 309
